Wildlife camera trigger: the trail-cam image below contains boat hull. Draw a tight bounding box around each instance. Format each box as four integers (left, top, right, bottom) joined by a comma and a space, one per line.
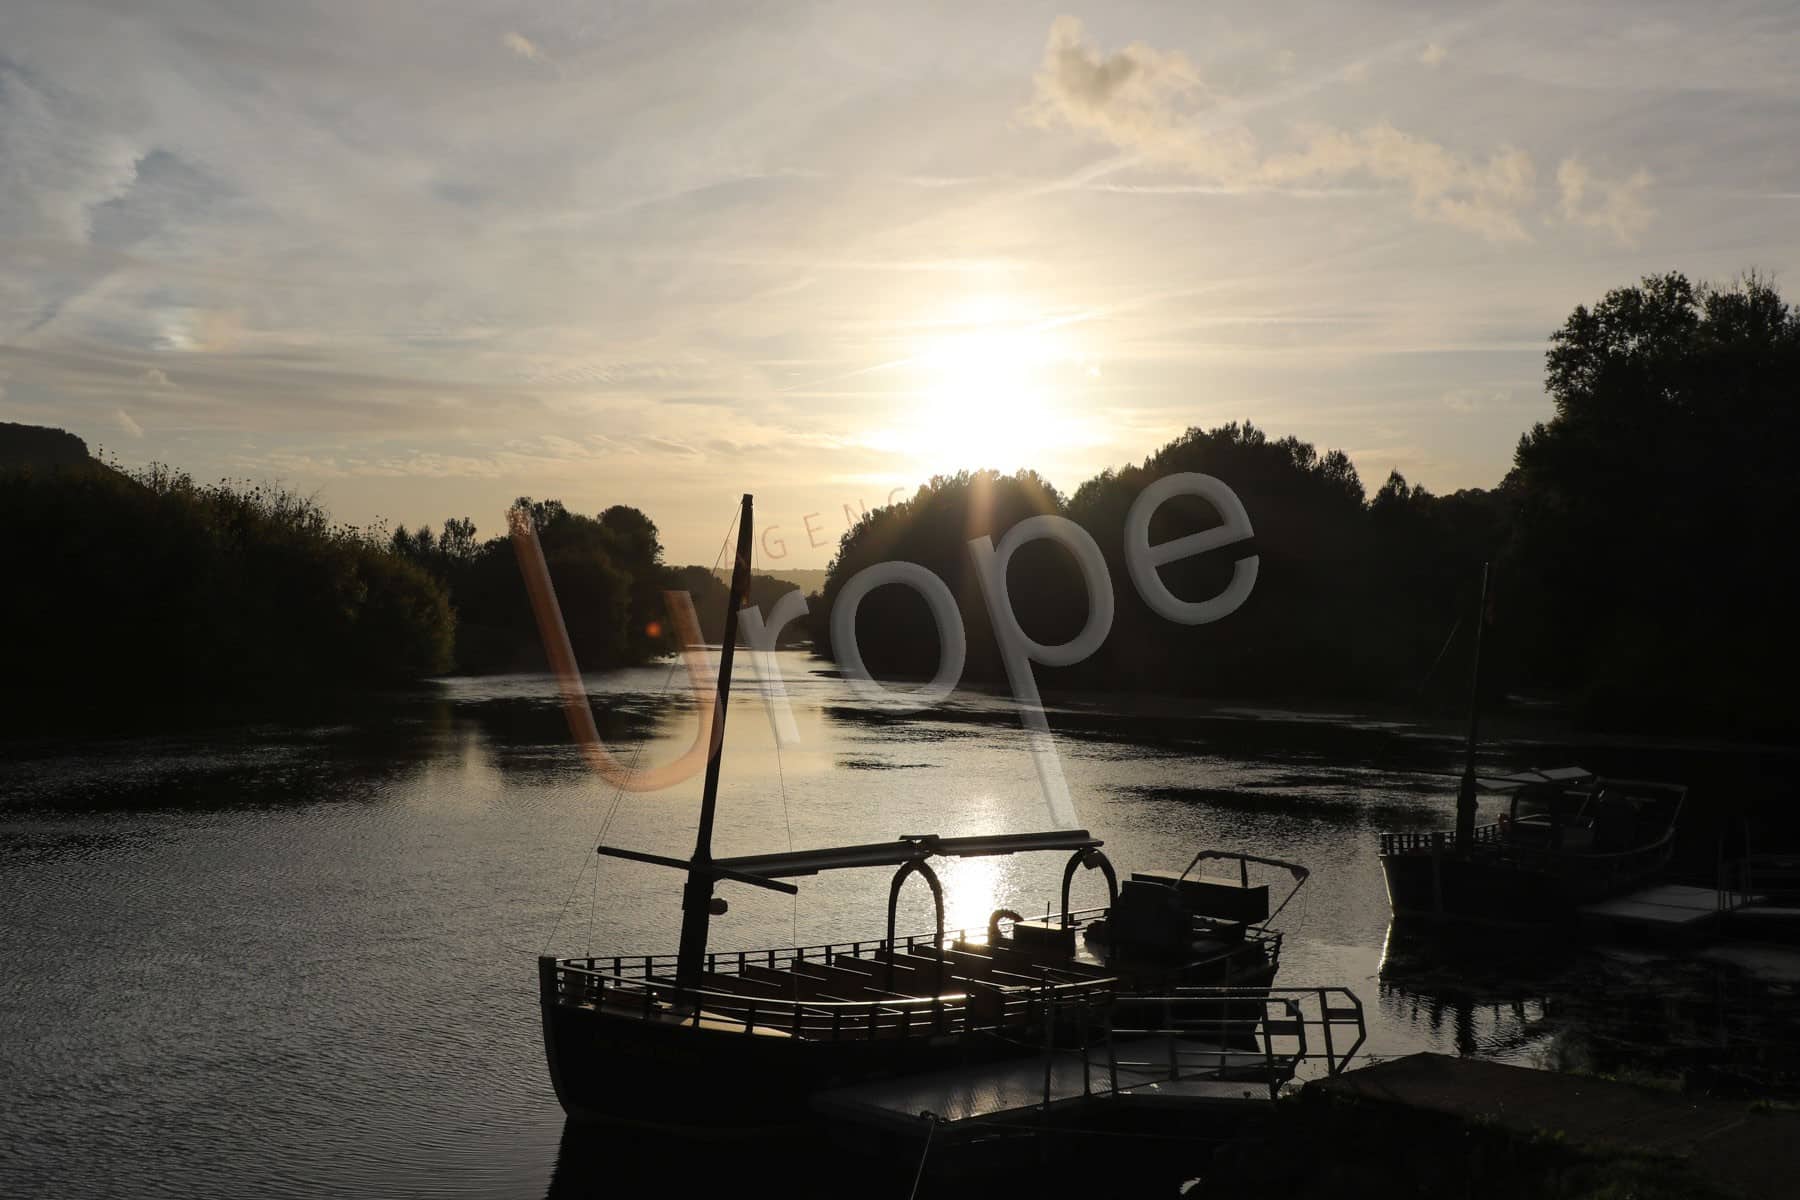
540, 946, 1282, 1128
1379, 847, 1672, 927
541, 998, 1027, 1128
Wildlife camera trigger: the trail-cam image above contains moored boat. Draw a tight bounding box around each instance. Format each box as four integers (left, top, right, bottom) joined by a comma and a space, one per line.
539, 833, 1304, 1126
1377, 564, 1686, 927
1379, 766, 1686, 925
533, 493, 1308, 1127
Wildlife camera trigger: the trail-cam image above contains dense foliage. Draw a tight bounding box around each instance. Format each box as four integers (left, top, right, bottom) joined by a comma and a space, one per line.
1507, 271, 1800, 730
1, 459, 454, 706
388, 501, 809, 672
389, 499, 658, 673
812, 429, 1504, 706
810, 273, 1797, 734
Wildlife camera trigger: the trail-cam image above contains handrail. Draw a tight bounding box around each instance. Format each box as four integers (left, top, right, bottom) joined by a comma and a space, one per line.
555, 904, 1285, 988
1380, 780, 1686, 868
1379, 822, 1679, 875
1012, 983, 1367, 1107
553, 963, 997, 1008
547, 953, 1368, 1086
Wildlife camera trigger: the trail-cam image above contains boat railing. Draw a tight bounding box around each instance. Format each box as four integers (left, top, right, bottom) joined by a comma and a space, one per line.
1380, 823, 1676, 881
560, 917, 1111, 982
1009, 984, 1367, 1107
1379, 824, 1505, 857
543, 956, 1119, 1042
555, 903, 1281, 990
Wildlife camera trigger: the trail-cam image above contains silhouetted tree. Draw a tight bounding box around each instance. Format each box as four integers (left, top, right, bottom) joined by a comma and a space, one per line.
1505, 271, 1800, 730
813, 469, 1067, 685
0, 453, 454, 718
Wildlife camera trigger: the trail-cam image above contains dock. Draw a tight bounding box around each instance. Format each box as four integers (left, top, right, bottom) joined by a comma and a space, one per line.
1577, 884, 1759, 943
813, 1039, 1286, 1136
1301, 1053, 1800, 1200
1728, 853, 1800, 941
813, 986, 1367, 1147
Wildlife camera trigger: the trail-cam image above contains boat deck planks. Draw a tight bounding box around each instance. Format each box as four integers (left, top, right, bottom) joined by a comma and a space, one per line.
812, 1040, 1287, 1134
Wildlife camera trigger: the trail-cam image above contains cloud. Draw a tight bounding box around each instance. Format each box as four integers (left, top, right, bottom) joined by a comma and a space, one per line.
1030, 17, 1534, 241
1261, 124, 1535, 241
0, 63, 142, 246
1342, 61, 1370, 84
501, 31, 544, 62
1443, 388, 1509, 413
1420, 43, 1448, 67
139, 366, 171, 388
114, 408, 144, 438
1556, 157, 1654, 246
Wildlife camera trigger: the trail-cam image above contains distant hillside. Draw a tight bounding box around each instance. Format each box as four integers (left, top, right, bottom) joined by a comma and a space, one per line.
706, 566, 826, 595
0, 422, 90, 470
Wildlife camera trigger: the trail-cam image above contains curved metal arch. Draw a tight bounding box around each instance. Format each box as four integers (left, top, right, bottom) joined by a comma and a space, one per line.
1059, 848, 1119, 928
987, 907, 1024, 944
885, 859, 946, 993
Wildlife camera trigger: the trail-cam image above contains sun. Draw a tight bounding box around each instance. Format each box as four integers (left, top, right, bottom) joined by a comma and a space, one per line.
896, 297, 1094, 475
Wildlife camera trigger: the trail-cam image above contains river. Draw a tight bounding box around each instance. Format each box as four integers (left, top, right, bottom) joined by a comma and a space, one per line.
3, 651, 1795, 1197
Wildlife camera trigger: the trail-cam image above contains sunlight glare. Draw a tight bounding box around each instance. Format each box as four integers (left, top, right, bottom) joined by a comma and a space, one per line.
897, 297, 1095, 475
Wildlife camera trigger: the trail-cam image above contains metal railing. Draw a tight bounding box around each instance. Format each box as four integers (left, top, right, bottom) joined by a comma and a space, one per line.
1012, 984, 1368, 1108
1380, 823, 1676, 885
1379, 824, 1504, 856
543, 956, 1117, 1042
557, 905, 1282, 986
555, 911, 1120, 983
546, 904, 1296, 1048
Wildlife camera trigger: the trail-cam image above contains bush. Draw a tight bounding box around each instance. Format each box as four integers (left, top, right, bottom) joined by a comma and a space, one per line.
0, 458, 455, 711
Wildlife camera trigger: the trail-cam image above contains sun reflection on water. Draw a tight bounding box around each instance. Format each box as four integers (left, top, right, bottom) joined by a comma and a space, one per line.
938, 855, 1003, 942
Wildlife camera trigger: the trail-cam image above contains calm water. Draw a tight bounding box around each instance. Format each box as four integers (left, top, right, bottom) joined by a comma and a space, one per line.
3, 652, 1794, 1197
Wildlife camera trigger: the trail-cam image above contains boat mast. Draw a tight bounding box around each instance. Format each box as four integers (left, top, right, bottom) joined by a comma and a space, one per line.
1454, 562, 1491, 851
675, 493, 756, 991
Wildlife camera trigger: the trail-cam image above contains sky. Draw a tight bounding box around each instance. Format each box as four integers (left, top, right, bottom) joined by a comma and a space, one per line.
3, 1, 1797, 567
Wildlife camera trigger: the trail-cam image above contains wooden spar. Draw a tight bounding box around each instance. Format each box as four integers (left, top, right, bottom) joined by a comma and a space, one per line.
1454, 562, 1491, 851
675, 493, 757, 992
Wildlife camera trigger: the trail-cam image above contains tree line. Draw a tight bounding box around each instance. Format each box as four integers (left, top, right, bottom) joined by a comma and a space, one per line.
5, 271, 1791, 736
808, 272, 1800, 736
384, 498, 809, 675
1, 455, 453, 714
0, 436, 806, 721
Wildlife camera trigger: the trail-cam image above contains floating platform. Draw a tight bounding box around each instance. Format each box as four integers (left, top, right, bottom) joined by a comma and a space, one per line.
1577, 884, 1759, 944
812, 1039, 1286, 1140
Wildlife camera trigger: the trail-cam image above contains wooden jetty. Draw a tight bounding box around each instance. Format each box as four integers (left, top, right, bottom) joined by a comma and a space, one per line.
1305, 1053, 1800, 1200
1577, 883, 1759, 944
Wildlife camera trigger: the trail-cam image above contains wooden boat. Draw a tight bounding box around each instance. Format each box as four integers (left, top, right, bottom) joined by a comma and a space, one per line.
536, 493, 1306, 1127
1376, 565, 1687, 926
1379, 766, 1686, 925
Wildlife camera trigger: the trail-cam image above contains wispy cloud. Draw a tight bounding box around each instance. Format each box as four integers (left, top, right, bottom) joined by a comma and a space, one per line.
1030, 17, 1536, 241
1556, 157, 1654, 246
114, 407, 144, 438
1419, 43, 1448, 67
501, 32, 545, 62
